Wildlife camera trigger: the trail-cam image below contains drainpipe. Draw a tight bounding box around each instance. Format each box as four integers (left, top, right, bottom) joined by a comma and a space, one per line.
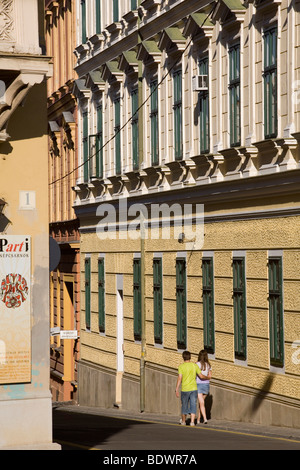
140, 231, 146, 413
138, 0, 146, 413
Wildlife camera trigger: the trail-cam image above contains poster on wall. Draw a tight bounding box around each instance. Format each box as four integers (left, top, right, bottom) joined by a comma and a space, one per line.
0, 236, 31, 384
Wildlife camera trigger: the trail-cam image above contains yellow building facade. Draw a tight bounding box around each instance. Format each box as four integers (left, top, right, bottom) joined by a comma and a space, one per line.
0, 0, 58, 449
74, 0, 300, 427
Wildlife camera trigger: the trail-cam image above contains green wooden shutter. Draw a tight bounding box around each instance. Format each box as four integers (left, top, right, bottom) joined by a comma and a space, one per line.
268, 257, 284, 366
173, 69, 182, 160
95, 0, 101, 34
176, 258, 186, 349
131, 89, 139, 170
229, 44, 241, 147
264, 27, 277, 139
96, 105, 103, 178
199, 58, 209, 154
202, 257, 215, 353
83, 112, 89, 183
114, 98, 121, 175
98, 257, 105, 332
85, 257, 91, 329
113, 0, 119, 22
153, 258, 163, 344
150, 81, 159, 166
133, 258, 141, 340
81, 0, 87, 44
233, 258, 246, 359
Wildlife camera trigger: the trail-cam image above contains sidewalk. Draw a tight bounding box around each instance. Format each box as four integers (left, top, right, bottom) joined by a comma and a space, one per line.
52, 402, 300, 443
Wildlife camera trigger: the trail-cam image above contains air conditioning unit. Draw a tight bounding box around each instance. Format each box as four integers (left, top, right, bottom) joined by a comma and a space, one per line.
192, 75, 208, 91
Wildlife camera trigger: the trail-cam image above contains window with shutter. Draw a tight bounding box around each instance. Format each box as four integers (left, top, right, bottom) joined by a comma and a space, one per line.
153, 258, 163, 344
199, 57, 210, 154
229, 44, 241, 147
268, 257, 284, 367
131, 89, 139, 170
114, 98, 121, 175
98, 257, 105, 332
113, 0, 119, 22
81, 0, 87, 44
133, 258, 141, 340
264, 27, 277, 139
83, 112, 89, 182
150, 80, 159, 166
173, 69, 182, 161
176, 258, 186, 349
202, 257, 215, 353
233, 257, 246, 359
85, 257, 91, 329
95, 0, 101, 34
96, 105, 103, 178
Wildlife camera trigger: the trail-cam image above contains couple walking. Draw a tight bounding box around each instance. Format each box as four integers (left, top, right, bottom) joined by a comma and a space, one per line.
175, 350, 212, 426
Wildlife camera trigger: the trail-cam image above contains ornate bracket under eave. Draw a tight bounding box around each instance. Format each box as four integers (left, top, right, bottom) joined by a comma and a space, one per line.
136, 40, 162, 66
211, 0, 246, 25
158, 26, 186, 58
48, 120, 60, 157
140, 0, 161, 15
85, 70, 106, 94
101, 61, 123, 85
72, 78, 91, 102
165, 159, 196, 188
0, 70, 50, 143
118, 50, 139, 77
183, 12, 214, 43
62, 111, 76, 150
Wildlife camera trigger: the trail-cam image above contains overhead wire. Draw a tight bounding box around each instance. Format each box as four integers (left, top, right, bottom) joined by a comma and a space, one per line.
49, 2, 217, 187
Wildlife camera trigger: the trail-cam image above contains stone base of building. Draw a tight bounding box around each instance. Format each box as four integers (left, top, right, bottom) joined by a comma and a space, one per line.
1, 443, 61, 450
0, 394, 61, 449
78, 360, 300, 429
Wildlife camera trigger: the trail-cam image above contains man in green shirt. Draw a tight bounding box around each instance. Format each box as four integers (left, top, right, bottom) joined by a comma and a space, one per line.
175, 350, 208, 426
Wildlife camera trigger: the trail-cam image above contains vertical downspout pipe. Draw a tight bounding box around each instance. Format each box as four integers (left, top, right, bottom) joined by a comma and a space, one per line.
138, 0, 146, 413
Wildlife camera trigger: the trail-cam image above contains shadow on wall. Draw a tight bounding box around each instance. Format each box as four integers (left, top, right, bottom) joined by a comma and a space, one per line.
203, 374, 274, 423
6, 82, 48, 142
251, 374, 275, 415
0, 214, 11, 232
205, 394, 213, 420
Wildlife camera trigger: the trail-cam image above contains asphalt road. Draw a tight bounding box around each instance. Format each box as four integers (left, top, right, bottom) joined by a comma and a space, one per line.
52, 404, 300, 452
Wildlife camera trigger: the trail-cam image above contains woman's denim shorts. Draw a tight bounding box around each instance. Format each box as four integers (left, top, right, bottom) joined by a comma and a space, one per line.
197, 383, 210, 395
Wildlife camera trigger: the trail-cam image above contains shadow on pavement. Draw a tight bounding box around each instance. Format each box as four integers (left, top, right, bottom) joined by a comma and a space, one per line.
52, 406, 151, 450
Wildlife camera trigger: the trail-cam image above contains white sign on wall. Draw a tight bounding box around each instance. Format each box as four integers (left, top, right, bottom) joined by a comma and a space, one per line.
0, 236, 31, 384
60, 330, 78, 340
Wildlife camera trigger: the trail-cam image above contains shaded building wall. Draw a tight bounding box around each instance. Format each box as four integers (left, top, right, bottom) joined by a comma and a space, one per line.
45, 0, 81, 403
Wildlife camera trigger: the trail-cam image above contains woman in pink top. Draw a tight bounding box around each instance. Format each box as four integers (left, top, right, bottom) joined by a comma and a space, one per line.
196, 349, 212, 424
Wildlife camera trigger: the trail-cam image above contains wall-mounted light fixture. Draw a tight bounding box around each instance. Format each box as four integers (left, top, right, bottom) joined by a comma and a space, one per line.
178, 232, 196, 244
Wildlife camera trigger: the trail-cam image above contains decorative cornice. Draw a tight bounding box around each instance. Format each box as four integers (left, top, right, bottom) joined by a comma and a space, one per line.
101, 60, 123, 84
211, 0, 247, 25
0, 63, 52, 142
85, 70, 105, 93
158, 27, 186, 55
136, 40, 161, 65
183, 12, 214, 40
118, 50, 139, 75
